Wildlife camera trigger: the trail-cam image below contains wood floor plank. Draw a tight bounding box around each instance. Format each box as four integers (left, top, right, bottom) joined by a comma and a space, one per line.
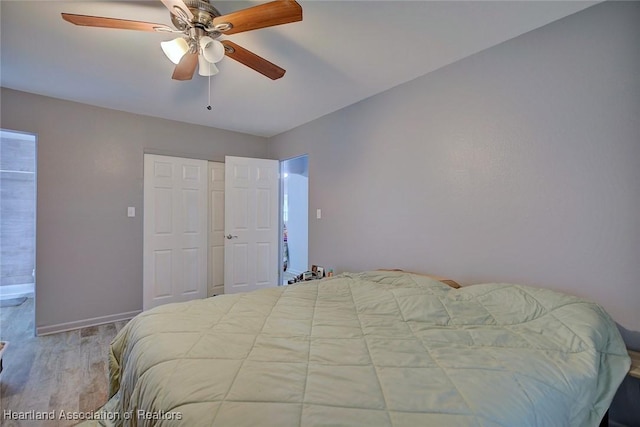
0, 297, 128, 426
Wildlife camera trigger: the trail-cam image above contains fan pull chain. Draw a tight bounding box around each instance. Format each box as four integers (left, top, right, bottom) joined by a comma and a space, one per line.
206, 71, 212, 110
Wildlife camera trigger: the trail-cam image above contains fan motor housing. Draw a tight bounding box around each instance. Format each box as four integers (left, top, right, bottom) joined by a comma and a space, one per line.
171, 0, 221, 33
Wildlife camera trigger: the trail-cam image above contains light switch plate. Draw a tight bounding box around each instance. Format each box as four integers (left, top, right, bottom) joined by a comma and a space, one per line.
127, 207, 135, 217
316, 209, 322, 219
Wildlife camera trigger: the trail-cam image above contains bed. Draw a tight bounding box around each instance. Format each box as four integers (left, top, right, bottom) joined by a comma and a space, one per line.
86, 270, 630, 426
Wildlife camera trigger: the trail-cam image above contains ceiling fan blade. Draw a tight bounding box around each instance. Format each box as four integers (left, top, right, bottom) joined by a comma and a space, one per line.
61, 13, 172, 32
160, 0, 194, 21
172, 52, 198, 80
213, 0, 302, 35
221, 40, 285, 80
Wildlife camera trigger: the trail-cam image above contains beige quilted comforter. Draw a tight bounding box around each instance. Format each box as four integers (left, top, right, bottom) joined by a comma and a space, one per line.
88, 271, 630, 426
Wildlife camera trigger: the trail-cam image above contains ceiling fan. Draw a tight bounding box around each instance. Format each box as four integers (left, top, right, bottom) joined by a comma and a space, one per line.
61, 0, 302, 81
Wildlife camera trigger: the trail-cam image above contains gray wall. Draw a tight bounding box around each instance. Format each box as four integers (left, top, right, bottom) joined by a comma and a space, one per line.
0, 88, 268, 332
268, 2, 640, 339
269, 2, 640, 426
268, 2, 640, 423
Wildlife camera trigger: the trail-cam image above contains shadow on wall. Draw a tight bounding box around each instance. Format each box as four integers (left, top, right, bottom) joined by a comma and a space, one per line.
610, 324, 640, 427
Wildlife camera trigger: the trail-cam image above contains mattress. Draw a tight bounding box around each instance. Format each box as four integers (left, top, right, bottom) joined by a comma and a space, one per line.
86, 270, 630, 426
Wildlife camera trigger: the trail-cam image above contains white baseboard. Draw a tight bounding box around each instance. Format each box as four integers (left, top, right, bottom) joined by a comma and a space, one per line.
36, 310, 141, 336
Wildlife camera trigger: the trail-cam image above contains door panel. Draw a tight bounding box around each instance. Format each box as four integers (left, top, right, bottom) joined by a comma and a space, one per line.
154, 189, 173, 233
224, 156, 279, 294
256, 242, 271, 285
234, 189, 249, 229
183, 189, 200, 232
144, 154, 208, 310
182, 248, 199, 294
153, 250, 172, 297
232, 243, 249, 288
256, 189, 271, 229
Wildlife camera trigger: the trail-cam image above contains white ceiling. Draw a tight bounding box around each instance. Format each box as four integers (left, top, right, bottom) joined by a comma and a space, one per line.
1, 1, 597, 137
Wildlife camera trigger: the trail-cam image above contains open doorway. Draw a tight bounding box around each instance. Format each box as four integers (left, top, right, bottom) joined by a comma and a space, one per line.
281, 155, 308, 285
0, 129, 37, 337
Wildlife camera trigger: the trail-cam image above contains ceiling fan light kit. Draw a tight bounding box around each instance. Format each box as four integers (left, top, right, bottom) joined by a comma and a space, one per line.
200, 36, 225, 64
61, 0, 302, 81
198, 55, 219, 77
161, 37, 190, 64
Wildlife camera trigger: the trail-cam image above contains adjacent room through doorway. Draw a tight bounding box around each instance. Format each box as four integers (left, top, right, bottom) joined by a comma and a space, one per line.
281, 155, 308, 285
0, 129, 37, 337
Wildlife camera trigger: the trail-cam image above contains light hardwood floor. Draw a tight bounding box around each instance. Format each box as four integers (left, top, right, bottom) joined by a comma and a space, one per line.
0, 298, 127, 426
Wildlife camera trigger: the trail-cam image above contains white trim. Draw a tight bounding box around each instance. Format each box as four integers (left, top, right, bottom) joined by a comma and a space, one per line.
0, 169, 35, 174
0, 283, 34, 299
36, 310, 141, 336
0, 129, 36, 141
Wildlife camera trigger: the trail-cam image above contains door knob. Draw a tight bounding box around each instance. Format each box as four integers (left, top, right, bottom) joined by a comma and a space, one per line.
226, 234, 238, 239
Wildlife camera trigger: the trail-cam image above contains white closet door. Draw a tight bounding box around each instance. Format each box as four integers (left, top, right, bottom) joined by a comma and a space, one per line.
224, 156, 279, 294
143, 154, 208, 310
208, 162, 225, 296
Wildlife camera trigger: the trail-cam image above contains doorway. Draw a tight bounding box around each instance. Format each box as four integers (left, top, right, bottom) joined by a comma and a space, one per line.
281, 155, 308, 285
0, 129, 37, 336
